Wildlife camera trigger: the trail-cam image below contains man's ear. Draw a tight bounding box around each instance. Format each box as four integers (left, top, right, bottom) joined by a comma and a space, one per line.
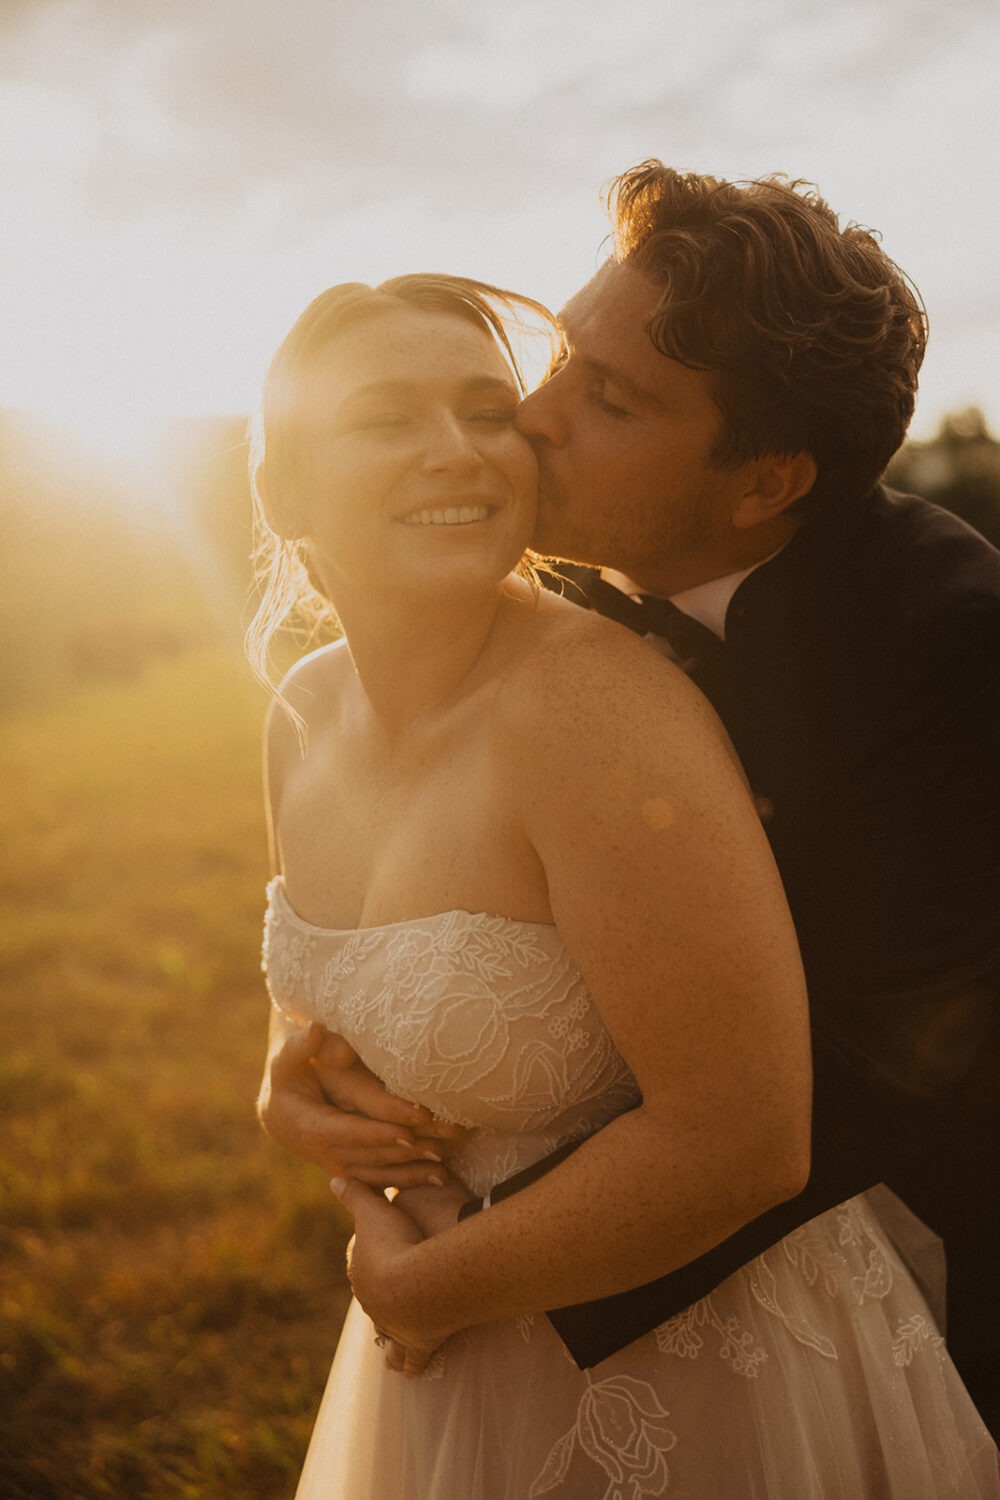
732, 451, 817, 530
256, 463, 305, 540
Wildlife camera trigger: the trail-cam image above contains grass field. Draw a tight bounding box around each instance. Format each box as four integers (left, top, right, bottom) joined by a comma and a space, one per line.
0, 645, 351, 1500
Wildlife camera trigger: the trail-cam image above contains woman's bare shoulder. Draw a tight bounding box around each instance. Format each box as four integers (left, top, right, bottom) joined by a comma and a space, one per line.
279, 638, 351, 701
502, 585, 716, 735
265, 639, 351, 753
493, 587, 747, 834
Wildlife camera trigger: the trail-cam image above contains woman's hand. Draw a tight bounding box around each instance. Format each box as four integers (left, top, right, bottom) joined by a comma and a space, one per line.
333, 1177, 456, 1375
258, 1019, 469, 1186
351, 1175, 475, 1377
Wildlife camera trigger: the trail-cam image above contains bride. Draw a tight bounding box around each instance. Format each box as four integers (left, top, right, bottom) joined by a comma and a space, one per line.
250, 272, 998, 1498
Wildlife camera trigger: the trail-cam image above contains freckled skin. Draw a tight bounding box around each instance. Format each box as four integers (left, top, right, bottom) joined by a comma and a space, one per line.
328, 592, 811, 1348
641, 797, 677, 832
261, 296, 812, 1355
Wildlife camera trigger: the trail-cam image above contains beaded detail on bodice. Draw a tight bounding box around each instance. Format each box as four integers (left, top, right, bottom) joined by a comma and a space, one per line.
261, 877, 640, 1194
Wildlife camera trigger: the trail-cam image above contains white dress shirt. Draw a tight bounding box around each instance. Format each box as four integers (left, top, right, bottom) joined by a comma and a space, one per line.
601, 552, 784, 657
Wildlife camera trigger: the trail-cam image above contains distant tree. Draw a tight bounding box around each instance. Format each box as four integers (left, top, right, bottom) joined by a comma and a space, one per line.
887, 406, 1000, 547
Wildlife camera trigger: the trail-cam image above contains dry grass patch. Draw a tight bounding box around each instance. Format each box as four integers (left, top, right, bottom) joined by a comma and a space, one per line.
0, 648, 351, 1499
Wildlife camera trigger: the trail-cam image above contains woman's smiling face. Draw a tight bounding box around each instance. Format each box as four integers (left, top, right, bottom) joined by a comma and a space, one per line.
289, 305, 538, 607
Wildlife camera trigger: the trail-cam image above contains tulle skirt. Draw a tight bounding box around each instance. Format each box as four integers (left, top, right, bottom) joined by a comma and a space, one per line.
295, 1188, 999, 1499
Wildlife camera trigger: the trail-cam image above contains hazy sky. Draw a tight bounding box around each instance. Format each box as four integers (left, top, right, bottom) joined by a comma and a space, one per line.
1, 0, 997, 458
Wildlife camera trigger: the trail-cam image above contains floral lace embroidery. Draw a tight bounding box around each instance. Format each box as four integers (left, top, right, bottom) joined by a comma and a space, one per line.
836, 1196, 895, 1305
892, 1313, 945, 1368
529, 1374, 677, 1499
652, 1198, 925, 1389
748, 1255, 839, 1359
740, 1198, 896, 1358
893, 1315, 982, 1488
781, 1223, 846, 1296
261, 917, 318, 1020
261, 879, 640, 1152
655, 1298, 767, 1378
516, 1313, 536, 1343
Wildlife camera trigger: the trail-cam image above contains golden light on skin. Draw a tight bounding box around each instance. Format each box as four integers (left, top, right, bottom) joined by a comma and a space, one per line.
641, 796, 677, 833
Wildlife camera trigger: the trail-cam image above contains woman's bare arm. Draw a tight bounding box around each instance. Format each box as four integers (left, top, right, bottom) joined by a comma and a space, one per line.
340, 619, 812, 1347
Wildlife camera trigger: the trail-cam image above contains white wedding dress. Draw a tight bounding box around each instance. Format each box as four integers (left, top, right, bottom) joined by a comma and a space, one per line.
262, 876, 999, 1499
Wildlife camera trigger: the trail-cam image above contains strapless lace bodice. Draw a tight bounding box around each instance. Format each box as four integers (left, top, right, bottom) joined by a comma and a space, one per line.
261, 877, 640, 1194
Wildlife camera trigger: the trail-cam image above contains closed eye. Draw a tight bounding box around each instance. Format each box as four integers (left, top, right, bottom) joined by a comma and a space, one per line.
354, 411, 413, 430
467, 407, 518, 424
590, 384, 631, 419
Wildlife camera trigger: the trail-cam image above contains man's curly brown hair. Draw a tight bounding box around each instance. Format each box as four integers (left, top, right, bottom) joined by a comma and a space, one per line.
608, 161, 928, 511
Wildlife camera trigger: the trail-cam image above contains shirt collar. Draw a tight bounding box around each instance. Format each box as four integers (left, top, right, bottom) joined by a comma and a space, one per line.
602, 547, 787, 641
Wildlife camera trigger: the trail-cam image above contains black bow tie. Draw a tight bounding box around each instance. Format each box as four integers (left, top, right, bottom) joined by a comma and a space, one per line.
584, 574, 725, 666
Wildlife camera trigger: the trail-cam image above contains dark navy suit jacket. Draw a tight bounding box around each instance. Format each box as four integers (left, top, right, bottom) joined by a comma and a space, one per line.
504, 486, 1000, 1380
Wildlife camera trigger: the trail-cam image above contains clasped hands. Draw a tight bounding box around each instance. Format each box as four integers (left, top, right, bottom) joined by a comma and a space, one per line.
258, 1021, 475, 1376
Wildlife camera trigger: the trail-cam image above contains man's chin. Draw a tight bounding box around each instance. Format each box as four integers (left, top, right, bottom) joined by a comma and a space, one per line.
530, 516, 591, 567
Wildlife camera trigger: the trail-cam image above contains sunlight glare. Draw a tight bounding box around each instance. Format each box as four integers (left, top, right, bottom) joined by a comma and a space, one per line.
0, 80, 94, 174
33, 387, 166, 472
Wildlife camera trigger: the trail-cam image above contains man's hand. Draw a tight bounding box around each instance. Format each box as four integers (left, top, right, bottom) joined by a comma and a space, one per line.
258, 1021, 468, 1188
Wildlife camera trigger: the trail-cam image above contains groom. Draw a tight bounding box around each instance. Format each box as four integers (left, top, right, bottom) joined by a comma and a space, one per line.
260, 162, 1000, 1417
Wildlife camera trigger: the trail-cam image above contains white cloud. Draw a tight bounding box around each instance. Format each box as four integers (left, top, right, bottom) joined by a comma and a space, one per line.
0, 0, 996, 439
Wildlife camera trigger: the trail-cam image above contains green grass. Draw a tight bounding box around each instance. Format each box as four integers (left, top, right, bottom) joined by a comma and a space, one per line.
0, 647, 351, 1500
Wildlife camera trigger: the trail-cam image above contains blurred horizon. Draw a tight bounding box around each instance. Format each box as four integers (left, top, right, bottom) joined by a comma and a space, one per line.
1, 386, 997, 725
